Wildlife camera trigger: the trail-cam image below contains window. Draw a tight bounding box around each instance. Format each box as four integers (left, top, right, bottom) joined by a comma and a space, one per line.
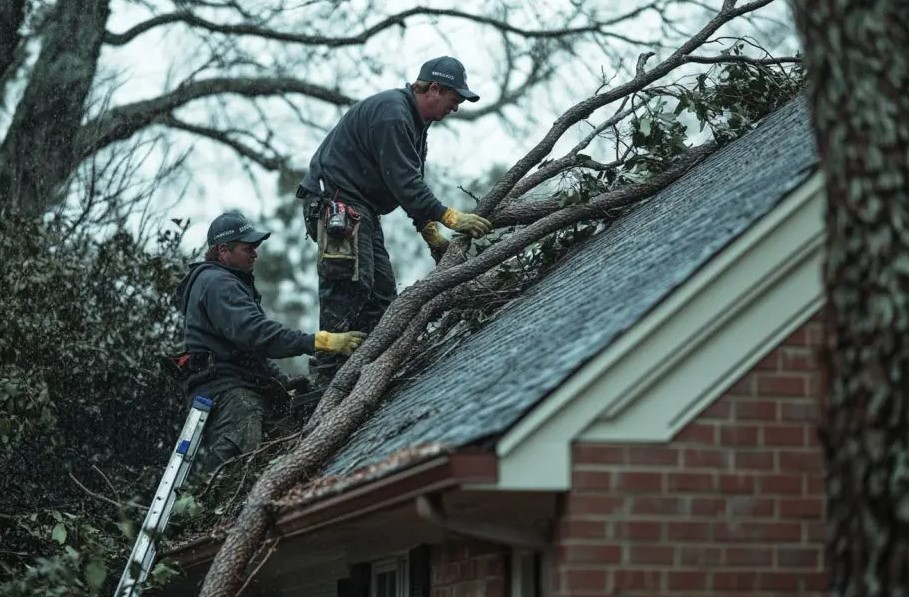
511, 550, 543, 597
371, 556, 409, 597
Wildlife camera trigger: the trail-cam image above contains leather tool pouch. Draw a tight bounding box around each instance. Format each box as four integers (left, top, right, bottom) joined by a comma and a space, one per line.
317, 200, 360, 281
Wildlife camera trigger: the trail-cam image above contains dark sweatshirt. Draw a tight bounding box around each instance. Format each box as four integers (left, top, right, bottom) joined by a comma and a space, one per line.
299, 86, 448, 231
174, 262, 315, 398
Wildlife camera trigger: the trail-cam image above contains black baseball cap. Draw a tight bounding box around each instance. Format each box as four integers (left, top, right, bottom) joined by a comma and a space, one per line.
417, 56, 479, 102
206, 211, 270, 247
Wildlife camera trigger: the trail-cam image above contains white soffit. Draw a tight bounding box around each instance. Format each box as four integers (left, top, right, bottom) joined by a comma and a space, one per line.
492, 173, 826, 490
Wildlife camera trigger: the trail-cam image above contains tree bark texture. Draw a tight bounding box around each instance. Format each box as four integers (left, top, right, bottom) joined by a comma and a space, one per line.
0, 0, 109, 216
793, 1, 909, 595
0, 0, 26, 80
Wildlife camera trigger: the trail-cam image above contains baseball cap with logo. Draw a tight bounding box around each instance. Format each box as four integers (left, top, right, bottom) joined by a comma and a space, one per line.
417, 56, 480, 102
206, 211, 271, 248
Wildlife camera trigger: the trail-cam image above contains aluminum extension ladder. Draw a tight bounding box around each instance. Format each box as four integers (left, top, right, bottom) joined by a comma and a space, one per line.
114, 395, 212, 597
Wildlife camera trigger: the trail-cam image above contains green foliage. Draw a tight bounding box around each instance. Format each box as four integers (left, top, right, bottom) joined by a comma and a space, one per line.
0, 216, 188, 594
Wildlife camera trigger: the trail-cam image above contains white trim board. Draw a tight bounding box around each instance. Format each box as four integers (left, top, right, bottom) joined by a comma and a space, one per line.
491, 172, 826, 490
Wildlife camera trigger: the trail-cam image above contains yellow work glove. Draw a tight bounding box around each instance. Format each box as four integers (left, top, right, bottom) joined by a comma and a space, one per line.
420, 222, 450, 264
440, 207, 493, 239
315, 331, 368, 356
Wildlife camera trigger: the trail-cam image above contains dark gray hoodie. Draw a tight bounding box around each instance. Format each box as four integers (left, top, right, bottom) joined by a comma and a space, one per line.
299, 86, 448, 231
174, 261, 315, 398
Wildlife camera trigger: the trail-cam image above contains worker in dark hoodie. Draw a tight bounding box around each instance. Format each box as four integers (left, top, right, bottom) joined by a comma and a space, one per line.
174, 211, 367, 474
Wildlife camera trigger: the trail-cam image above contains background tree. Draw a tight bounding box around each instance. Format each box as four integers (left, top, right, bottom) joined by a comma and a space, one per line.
792, 0, 909, 594
195, 1, 805, 594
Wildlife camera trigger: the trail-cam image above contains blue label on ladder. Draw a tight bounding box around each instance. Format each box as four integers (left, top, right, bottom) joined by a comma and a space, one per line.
177, 439, 191, 455
193, 395, 213, 411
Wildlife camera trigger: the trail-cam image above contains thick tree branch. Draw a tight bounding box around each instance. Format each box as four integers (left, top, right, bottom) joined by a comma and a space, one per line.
76, 77, 354, 157
104, 4, 667, 47
199, 141, 716, 597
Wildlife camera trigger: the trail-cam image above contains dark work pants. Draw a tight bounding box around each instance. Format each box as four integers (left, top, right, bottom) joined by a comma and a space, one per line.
309, 205, 397, 389
193, 386, 265, 476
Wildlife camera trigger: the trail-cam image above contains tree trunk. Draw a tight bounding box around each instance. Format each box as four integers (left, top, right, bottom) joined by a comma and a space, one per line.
793, 1, 909, 594
0, 0, 109, 216
0, 0, 26, 80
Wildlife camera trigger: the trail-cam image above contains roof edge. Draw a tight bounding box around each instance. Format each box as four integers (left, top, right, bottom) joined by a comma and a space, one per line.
166, 452, 498, 568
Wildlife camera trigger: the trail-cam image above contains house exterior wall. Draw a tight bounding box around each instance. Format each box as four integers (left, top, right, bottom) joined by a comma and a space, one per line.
430, 540, 508, 597
551, 317, 826, 596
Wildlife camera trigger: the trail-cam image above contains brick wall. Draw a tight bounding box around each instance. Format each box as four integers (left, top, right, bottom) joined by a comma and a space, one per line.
552, 318, 827, 596
431, 540, 508, 597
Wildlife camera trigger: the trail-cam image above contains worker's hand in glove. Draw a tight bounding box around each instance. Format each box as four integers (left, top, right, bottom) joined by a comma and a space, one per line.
315, 330, 368, 355
420, 222, 450, 264
440, 207, 493, 239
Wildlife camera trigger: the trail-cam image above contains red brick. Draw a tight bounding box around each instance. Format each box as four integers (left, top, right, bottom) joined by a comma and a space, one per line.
614, 520, 662, 541
558, 519, 607, 540
726, 496, 775, 517
726, 373, 756, 395
803, 571, 828, 590
666, 521, 711, 541
483, 578, 504, 597
779, 497, 824, 519
735, 451, 774, 470
780, 348, 818, 371
611, 569, 663, 591
631, 496, 683, 516
735, 399, 778, 421
713, 571, 758, 591
720, 424, 760, 446
754, 352, 781, 370
718, 474, 757, 494
627, 445, 679, 466
668, 472, 715, 492
777, 547, 821, 568
783, 327, 810, 346
572, 470, 613, 490
667, 571, 708, 590
562, 569, 607, 592
476, 554, 504, 577
778, 449, 823, 472
759, 571, 800, 591
763, 424, 806, 446
558, 544, 622, 564
759, 474, 803, 494
725, 546, 773, 567
702, 400, 732, 420
758, 373, 808, 396
805, 520, 826, 542
628, 545, 674, 565
683, 448, 729, 468
565, 494, 625, 516
780, 401, 819, 422
691, 497, 725, 515
714, 521, 801, 542
674, 422, 717, 445
618, 471, 663, 492
806, 474, 825, 495
679, 546, 723, 566
573, 444, 627, 464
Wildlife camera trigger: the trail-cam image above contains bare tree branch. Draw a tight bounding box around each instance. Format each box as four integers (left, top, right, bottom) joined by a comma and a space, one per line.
104, 4, 669, 47
683, 54, 801, 65
76, 76, 355, 157
157, 115, 285, 170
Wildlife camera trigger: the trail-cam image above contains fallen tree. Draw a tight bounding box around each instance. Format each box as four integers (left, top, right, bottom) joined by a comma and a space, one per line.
198, 1, 802, 593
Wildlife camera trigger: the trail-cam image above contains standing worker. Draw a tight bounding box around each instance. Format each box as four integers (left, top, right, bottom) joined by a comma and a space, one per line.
174, 211, 367, 474
297, 56, 494, 391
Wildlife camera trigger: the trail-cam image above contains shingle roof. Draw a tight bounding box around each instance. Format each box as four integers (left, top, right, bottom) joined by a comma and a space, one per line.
322, 97, 819, 478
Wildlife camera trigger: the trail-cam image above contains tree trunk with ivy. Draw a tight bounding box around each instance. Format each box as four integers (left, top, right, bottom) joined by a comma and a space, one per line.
793, 0, 909, 593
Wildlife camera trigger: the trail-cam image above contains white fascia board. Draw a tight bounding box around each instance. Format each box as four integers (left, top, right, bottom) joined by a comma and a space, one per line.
492, 173, 825, 490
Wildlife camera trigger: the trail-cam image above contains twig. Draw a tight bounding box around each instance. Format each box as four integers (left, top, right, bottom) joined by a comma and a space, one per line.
236, 537, 281, 597
457, 185, 482, 203
92, 464, 122, 505
69, 473, 148, 512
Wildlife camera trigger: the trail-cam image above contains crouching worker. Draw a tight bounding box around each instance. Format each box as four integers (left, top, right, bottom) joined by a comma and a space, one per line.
173, 211, 367, 476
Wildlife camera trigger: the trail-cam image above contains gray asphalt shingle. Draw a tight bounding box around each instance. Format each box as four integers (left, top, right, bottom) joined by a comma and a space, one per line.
322, 97, 819, 478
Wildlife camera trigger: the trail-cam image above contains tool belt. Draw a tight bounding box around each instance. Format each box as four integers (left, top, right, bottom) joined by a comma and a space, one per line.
299, 184, 361, 281
161, 350, 272, 387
